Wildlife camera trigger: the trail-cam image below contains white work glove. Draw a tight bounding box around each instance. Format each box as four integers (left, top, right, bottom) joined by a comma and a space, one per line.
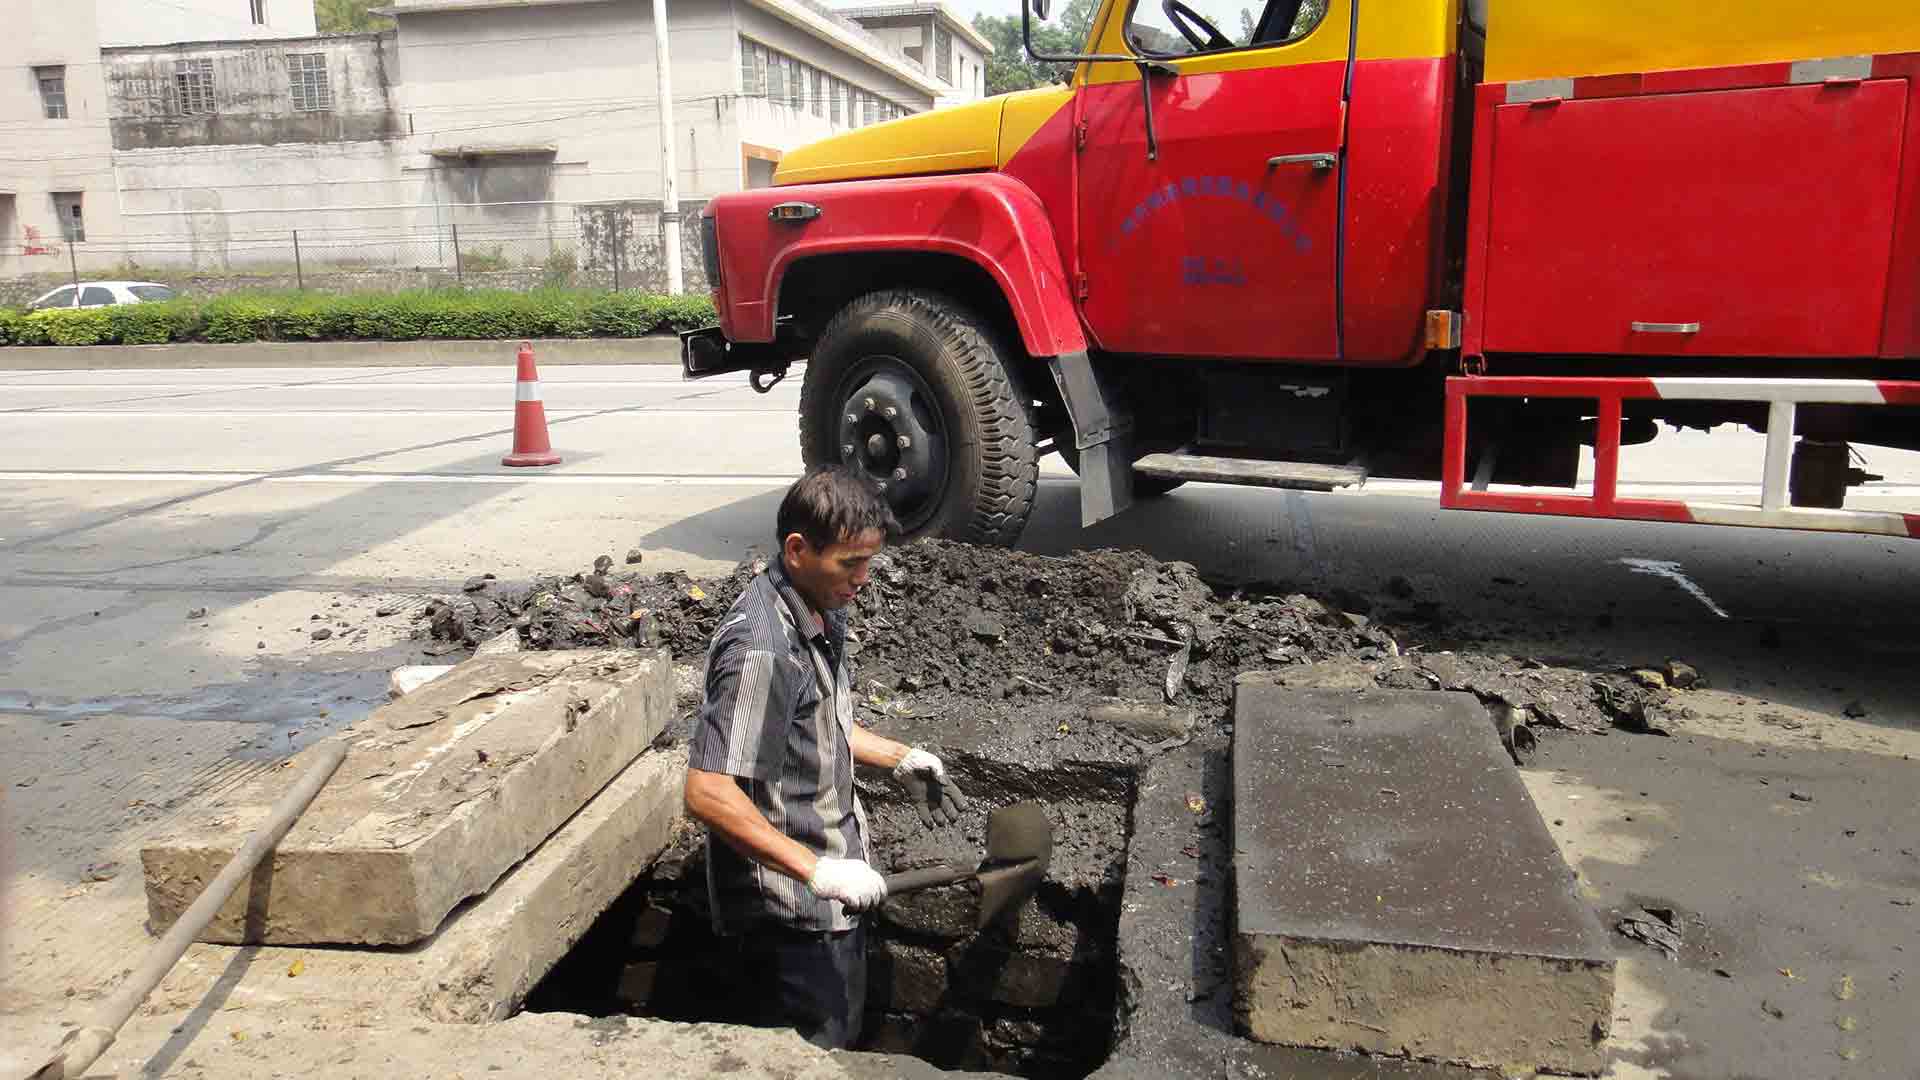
807, 856, 888, 911
893, 746, 967, 828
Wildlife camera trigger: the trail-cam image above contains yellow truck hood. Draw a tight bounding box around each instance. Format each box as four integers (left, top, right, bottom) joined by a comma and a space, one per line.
774, 96, 1006, 185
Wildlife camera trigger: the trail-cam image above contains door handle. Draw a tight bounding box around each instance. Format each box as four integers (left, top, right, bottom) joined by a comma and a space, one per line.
1267, 152, 1337, 171
1630, 321, 1702, 334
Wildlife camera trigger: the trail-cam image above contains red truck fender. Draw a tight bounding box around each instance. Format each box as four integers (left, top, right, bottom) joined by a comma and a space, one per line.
706, 173, 1088, 359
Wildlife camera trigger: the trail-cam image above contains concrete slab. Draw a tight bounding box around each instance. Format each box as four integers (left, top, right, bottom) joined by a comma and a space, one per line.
140, 648, 671, 945
1094, 739, 1482, 1080
1230, 686, 1614, 1074
418, 744, 683, 1022
4, 744, 688, 1072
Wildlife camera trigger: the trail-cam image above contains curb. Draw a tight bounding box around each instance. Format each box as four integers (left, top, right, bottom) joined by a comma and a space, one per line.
0, 336, 681, 371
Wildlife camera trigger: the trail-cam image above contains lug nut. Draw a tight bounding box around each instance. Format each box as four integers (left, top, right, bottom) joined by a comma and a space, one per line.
892, 467, 908, 480
875, 480, 888, 492
864, 397, 877, 412
896, 435, 912, 449
841, 443, 854, 457
882, 406, 898, 420
845, 413, 857, 424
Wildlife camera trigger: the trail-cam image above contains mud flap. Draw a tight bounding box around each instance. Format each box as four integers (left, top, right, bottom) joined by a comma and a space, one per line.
1048, 351, 1134, 527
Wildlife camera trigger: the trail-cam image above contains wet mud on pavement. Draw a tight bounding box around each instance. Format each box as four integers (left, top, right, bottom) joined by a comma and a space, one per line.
1526, 727, 1918, 1079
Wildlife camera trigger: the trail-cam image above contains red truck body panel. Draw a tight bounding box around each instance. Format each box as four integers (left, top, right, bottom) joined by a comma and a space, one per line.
1464, 54, 1920, 363
705, 172, 1086, 358
1341, 55, 1455, 365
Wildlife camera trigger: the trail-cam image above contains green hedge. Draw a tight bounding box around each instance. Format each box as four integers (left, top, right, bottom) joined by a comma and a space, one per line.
1, 289, 715, 347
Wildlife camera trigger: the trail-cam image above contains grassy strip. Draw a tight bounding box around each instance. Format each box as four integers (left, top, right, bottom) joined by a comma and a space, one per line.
0, 288, 715, 346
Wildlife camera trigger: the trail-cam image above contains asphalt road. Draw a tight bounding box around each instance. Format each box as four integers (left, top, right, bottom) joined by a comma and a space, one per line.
2, 363, 1917, 644
2, 361, 1917, 1079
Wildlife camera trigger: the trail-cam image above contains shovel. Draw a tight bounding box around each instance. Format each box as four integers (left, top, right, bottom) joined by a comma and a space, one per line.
881, 800, 1052, 929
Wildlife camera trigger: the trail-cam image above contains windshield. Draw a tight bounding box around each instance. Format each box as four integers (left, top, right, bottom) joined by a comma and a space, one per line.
1125, 0, 1326, 56
129, 285, 177, 301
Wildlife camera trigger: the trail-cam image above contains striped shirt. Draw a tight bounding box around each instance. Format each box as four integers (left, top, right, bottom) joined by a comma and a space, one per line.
690, 559, 867, 934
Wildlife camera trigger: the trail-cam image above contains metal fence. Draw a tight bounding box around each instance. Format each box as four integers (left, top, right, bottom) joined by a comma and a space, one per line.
0, 209, 709, 307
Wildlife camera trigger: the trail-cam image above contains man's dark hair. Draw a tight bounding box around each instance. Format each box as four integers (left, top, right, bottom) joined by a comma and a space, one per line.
776, 467, 901, 552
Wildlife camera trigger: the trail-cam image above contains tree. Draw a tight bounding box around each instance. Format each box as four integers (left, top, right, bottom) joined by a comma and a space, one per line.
1291, 0, 1328, 37
972, 0, 1102, 96
315, 0, 393, 33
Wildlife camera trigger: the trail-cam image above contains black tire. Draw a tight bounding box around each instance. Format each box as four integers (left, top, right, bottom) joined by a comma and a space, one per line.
1056, 442, 1188, 498
799, 290, 1038, 546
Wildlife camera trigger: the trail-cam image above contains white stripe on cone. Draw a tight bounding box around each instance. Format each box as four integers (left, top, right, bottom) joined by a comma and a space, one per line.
516, 381, 542, 402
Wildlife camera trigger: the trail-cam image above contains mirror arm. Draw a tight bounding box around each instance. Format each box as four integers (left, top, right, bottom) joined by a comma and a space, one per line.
1021, 0, 1134, 69
1021, 3, 1178, 162
1134, 60, 1177, 160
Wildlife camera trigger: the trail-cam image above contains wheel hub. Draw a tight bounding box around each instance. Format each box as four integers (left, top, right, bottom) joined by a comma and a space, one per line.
837, 368, 940, 507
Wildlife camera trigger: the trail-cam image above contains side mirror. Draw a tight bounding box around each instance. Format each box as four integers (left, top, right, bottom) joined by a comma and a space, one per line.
1030, 0, 1051, 21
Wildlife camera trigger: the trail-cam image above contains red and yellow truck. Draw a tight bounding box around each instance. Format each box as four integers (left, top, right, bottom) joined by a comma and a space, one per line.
684, 0, 1920, 545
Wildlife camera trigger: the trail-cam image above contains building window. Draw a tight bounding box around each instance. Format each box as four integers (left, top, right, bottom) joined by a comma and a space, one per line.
250, 0, 266, 24
35, 66, 67, 119
787, 59, 803, 111
829, 77, 842, 125
863, 94, 877, 127
810, 69, 823, 118
739, 39, 759, 94
52, 192, 84, 242
288, 53, 331, 112
935, 24, 953, 83
173, 58, 215, 115
766, 49, 784, 102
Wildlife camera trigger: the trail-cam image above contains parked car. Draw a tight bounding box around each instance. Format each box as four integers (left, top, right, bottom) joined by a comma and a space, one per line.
28, 281, 178, 310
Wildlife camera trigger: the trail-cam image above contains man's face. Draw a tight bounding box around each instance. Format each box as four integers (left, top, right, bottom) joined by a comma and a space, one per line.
783, 527, 885, 613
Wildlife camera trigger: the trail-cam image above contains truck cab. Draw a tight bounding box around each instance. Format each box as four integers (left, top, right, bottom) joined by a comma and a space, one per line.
688, 0, 1920, 545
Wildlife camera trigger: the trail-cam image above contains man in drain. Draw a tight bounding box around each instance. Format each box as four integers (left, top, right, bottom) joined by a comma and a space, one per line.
684, 467, 968, 1049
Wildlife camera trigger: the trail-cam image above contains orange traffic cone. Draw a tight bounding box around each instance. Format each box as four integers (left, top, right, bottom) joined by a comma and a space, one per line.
502, 341, 562, 467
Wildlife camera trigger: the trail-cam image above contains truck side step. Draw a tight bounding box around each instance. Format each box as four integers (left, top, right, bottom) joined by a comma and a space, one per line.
1133, 453, 1367, 491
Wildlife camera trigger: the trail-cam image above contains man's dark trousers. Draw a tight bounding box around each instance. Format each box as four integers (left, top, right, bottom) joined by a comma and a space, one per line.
744, 921, 868, 1049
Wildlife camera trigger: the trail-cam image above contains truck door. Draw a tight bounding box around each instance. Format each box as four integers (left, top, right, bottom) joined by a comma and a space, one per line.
1077, 0, 1348, 360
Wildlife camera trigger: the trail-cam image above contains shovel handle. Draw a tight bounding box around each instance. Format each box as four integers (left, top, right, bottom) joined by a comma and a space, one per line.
882, 864, 972, 895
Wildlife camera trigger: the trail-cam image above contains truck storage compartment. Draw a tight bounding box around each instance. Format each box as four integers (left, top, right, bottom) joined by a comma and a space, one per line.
1480, 80, 1908, 358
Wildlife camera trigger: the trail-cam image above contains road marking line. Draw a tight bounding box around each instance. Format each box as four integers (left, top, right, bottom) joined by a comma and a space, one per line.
4, 380, 756, 389
6, 409, 791, 418
1618, 557, 1731, 619
1, 469, 1914, 501
0, 470, 1086, 488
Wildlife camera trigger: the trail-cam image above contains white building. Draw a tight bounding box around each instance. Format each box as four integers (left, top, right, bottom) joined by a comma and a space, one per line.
2, 0, 313, 277
837, 2, 991, 107
95, 0, 316, 48
4, 0, 968, 287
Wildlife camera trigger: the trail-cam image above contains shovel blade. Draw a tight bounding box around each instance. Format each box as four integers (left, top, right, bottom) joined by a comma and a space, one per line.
974, 859, 1044, 929
973, 800, 1053, 927
985, 801, 1053, 868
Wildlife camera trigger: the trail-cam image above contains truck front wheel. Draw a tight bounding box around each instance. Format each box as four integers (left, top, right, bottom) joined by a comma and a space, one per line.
799, 290, 1037, 546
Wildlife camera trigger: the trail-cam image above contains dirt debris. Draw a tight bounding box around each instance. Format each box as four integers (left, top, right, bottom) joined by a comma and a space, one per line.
1617, 906, 1683, 959
406, 540, 1679, 744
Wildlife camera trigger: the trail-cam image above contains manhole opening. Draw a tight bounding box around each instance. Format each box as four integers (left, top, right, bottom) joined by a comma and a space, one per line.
526, 757, 1138, 1079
